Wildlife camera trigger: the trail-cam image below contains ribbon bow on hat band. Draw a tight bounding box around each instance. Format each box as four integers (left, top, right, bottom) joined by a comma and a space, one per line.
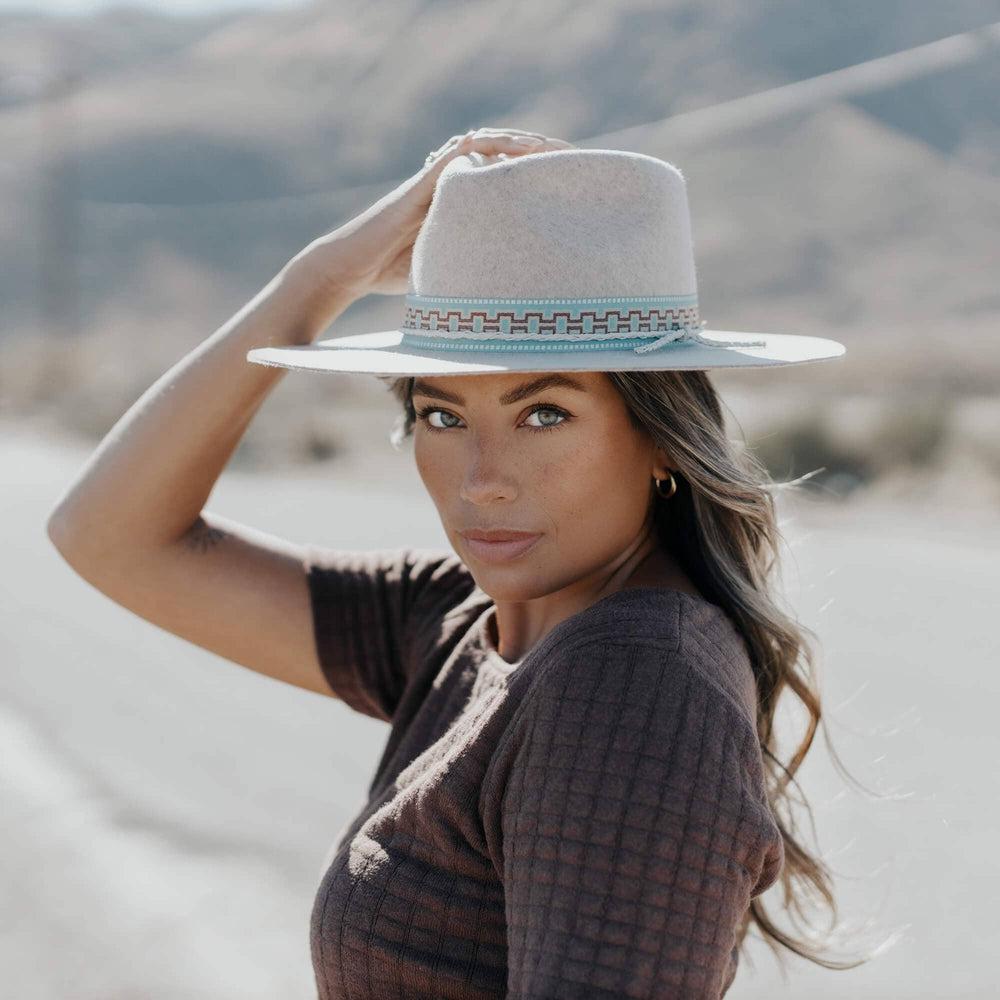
400, 293, 766, 356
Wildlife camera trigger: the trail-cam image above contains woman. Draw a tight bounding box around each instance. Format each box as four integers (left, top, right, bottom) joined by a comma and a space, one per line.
47, 128, 866, 998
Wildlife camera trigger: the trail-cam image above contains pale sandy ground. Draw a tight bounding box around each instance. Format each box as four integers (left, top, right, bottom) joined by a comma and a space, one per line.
4, 416, 999, 999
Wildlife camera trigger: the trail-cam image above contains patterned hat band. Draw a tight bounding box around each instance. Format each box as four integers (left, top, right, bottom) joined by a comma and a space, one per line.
401, 294, 765, 355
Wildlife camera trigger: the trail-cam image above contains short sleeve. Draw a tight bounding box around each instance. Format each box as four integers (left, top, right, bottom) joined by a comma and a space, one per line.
302, 545, 476, 722
493, 636, 785, 999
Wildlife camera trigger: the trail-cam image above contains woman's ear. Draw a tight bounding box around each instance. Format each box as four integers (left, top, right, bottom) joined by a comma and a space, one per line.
651, 444, 674, 480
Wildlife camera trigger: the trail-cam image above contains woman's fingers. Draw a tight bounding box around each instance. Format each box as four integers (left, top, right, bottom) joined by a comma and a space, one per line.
421, 128, 575, 175
466, 127, 572, 146
458, 131, 574, 156
465, 126, 549, 141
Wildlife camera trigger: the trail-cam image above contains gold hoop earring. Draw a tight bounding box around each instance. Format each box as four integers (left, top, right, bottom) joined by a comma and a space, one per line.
654, 472, 677, 499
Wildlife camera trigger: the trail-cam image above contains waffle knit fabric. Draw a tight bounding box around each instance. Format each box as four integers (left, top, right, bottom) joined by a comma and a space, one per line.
304, 546, 784, 999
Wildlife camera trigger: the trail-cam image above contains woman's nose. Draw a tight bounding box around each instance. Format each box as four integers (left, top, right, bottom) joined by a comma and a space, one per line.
459, 449, 518, 504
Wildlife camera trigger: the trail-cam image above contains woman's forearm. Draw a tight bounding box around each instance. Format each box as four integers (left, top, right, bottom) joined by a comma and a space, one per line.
46, 237, 359, 560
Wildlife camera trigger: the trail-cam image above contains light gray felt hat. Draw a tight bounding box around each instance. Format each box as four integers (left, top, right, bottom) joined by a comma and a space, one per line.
246, 147, 845, 376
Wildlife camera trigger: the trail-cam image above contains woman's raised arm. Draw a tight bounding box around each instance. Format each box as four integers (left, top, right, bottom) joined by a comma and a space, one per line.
44, 238, 363, 695
45, 127, 563, 696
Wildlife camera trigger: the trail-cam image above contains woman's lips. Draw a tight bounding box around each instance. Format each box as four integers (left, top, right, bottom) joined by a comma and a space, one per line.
460, 533, 542, 563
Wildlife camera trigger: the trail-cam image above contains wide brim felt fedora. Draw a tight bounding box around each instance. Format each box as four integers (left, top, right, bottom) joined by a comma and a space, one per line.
247, 148, 845, 377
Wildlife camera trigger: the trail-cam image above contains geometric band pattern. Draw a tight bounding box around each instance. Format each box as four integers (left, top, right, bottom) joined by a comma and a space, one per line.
402, 293, 700, 338
399, 293, 766, 354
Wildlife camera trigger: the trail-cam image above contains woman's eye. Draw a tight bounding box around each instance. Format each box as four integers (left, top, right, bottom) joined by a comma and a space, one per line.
422, 409, 461, 429
524, 407, 567, 431
415, 404, 569, 433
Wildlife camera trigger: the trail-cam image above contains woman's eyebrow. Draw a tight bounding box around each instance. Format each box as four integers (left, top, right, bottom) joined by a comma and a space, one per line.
411, 374, 589, 407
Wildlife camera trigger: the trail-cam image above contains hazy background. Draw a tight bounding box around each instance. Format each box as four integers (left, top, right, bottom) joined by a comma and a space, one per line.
3, 1, 999, 997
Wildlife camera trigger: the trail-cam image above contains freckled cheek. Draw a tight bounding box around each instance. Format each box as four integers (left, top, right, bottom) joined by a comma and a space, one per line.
413, 444, 453, 502
531, 449, 605, 529
555, 438, 649, 534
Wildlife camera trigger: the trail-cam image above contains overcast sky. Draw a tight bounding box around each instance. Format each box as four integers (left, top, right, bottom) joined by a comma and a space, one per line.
1, 0, 302, 13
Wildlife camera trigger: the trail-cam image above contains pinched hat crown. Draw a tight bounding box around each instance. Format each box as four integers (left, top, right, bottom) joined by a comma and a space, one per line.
403, 148, 736, 356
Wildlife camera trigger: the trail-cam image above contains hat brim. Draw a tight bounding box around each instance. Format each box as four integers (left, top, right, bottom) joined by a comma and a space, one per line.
246, 327, 845, 376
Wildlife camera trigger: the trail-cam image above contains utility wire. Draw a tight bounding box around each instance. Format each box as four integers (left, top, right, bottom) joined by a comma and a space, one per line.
586, 19, 1000, 150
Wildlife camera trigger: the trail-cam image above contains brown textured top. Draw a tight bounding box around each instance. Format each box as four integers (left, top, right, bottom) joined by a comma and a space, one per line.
303, 545, 784, 1000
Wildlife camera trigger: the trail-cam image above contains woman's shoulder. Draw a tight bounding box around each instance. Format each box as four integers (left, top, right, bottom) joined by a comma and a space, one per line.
303, 542, 480, 616
302, 541, 491, 671
519, 586, 759, 735
482, 586, 782, 899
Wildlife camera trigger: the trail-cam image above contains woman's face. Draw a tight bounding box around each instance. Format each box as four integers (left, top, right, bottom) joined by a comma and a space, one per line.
412, 370, 670, 601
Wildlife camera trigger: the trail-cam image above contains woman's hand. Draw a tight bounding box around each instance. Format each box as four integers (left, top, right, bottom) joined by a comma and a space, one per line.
312, 127, 575, 298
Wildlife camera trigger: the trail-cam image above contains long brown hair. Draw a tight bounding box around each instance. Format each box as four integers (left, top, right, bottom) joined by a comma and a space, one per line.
378, 369, 900, 973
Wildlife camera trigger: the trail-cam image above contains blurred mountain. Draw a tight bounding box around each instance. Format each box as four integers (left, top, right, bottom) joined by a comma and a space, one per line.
1, 0, 998, 437
0, 6, 242, 106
